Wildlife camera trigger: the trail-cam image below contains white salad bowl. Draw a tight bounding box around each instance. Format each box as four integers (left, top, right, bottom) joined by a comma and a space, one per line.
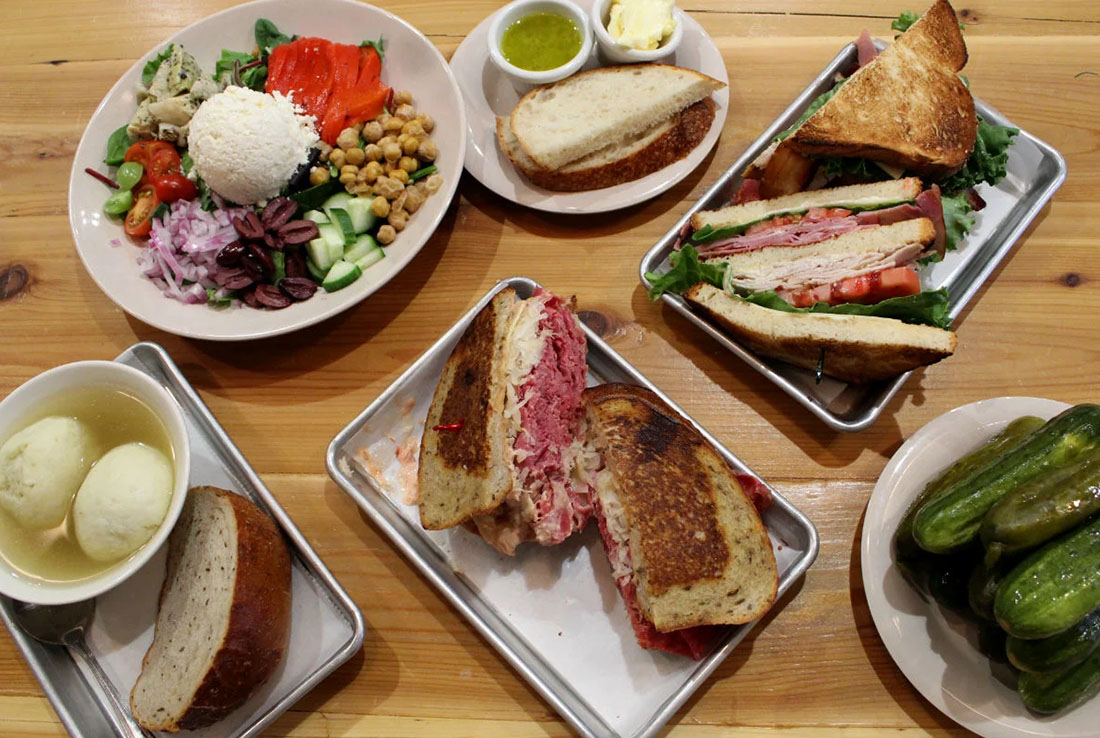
487, 0, 594, 90
69, 0, 466, 341
0, 361, 191, 605
590, 0, 683, 64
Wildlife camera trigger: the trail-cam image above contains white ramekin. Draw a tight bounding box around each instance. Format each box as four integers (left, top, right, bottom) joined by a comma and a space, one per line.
0, 361, 191, 605
590, 0, 684, 64
487, 0, 593, 90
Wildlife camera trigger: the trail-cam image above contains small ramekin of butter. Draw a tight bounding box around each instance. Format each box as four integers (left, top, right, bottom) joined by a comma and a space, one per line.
591, 0, 683, 63
0, 361, 190, 605
488, 0, 593, 89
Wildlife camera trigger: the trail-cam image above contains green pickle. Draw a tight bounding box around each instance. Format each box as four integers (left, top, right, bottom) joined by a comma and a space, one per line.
1007, 608, 1100, 674
1019, 641, 1100, 714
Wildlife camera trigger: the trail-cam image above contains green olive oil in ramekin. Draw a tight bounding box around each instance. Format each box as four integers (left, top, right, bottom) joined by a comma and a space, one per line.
0, 385, 173, 584
501, 12, 583, 71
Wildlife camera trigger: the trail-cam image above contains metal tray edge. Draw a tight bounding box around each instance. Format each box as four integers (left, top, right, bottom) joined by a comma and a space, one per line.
638, 40, 1068, 433
325, 276, 819, 738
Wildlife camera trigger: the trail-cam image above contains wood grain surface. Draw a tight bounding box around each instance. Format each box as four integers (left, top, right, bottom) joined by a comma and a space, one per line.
2, 0, 1099, 735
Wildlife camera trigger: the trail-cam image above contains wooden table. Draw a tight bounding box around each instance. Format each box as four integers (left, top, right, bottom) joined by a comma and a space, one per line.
2, 0, 1098, 735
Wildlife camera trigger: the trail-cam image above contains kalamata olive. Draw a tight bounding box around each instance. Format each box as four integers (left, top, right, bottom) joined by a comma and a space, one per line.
221, 269, 255, 291
260, 196, 298, 230
279, 277, 319, 301
241, 253, 264, 280
241, 287, 262, 309
284, 250, 306, 279
277, 220, 319, 245
247, 243, 274, 274
263, 231, 284, 252
232, 211, 264, 240
215, 240, 246, 267
253, 283, 292, 309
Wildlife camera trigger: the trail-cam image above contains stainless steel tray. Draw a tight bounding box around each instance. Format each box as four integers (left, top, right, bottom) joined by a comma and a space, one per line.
326, 277, 819, 738
639, 41, 1068, 433
0, 342, 365, 737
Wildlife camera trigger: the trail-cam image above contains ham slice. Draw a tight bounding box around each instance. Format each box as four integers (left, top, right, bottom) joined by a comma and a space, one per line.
699, 216, 872, 258
854, 203, 923, 225
856, 29, 879, 68
915, 185, 947, 258
734, 178, 762, 204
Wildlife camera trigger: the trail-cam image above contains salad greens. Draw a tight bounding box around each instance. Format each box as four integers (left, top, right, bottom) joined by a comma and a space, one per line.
891, 11, 921, 34
939, 117, 1019, 194
104, 125, 133, 166
776, 78, 844, 142
361, 36, 386, 61
646, 245, 952, 328
254, 18, 292, 56
141, 44, 175, 86
941, 192, 975, 251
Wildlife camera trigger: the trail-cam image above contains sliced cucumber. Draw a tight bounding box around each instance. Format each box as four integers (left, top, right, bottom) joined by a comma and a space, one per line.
316, 222, 345, 250
321, 259, 361, 292
307, 237, 337, 272
303, 209, 329, 225
306, 257, 328, 282
343, 233, 379, 263
329, 208, 357, 245
322, 192, 354, 221
354, 246, 384, 271
345, 197, 377, 233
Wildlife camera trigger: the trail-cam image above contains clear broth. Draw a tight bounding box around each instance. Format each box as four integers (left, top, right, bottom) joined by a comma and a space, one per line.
0, 385, 174, 583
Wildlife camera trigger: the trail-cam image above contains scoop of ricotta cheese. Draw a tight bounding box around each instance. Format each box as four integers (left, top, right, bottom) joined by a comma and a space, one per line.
187, 86, 317, 206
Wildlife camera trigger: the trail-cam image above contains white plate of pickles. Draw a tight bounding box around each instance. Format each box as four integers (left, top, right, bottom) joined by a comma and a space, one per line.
861, 396, 1100, 738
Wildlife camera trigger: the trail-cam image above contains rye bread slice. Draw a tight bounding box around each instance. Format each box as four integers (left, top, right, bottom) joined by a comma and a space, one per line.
130, 486, 291, 732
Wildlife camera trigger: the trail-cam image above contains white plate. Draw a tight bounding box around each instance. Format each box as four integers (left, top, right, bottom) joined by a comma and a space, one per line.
859, 396, 1100, 738
450, 0, 729, 213
69, 0, 465, 341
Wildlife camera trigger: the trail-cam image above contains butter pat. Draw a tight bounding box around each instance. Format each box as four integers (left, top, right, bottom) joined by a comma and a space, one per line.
606, 0, 676, 51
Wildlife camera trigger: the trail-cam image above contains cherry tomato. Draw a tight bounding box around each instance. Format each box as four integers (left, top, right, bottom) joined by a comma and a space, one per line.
123, 141, 182, 180
124, 184, 160, 238
153, 172, 198, 203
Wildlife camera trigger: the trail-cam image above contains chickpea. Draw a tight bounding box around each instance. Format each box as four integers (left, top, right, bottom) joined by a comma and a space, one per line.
371, 196, 390, 218
376, 224, 396, 245
417, 139, 438, 162
404, 186, 426, 213
398, 155, 418, 173
344, 147, 366, 166
382, 142, 402, 162
340, 164, 359, 177
356, 168, 369, 183
317, 141, 333, 160
329, 148, 347, 168
424, 173, 444, 193
365, 143, 384, 162
338, 171, 357, 185
374, 176, 404, 199
402, 137, 420, 156
308, 166, 330, 186
391, 168, 410, 185
394, 103, 416, 121
402, 120, 426, 138
412, 180, 430, 197
351, 182, 371, 196
378, 135, 396, 148
416, 113, 435, 133
393, 89, 414, 106
388, 209, 408, 231
383, 116, 404, 133
397, 133, 410, 147
352, 121, 364, 133
336, 127, 359, 150
362, 120, 384, 143
392, 190, 408, 213
363, 161, 384, 182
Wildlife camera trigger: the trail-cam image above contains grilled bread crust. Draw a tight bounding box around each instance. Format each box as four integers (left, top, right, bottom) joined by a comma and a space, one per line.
683, 283, 957, 383
790, 0, 976, 178
497, 99, 716, 192
418, 289, 516, 530
583, 384, 777, 632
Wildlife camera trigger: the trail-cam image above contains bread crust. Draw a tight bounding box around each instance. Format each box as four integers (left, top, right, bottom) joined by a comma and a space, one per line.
683, 282, 957, 383
498, 99, 716, 192
133, 486, 291, 732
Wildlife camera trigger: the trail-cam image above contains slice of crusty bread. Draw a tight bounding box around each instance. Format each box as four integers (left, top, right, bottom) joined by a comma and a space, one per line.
584, 384, 777, 631
510, 64, 725, 171
130, 486, 291, 732
789, 0, 976, 178
683, 282, 957, 383
691, 177, 924, 232
418, 288, 516, 530
497, 98, 716, 192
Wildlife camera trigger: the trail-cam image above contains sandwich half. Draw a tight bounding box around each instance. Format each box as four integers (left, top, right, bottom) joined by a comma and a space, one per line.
418, 287, 596, 555
583, 383, 778, 659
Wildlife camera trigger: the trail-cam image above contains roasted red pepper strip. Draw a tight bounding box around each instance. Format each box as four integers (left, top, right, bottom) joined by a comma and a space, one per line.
319, 43, 362, 145
265, 37, 335, 123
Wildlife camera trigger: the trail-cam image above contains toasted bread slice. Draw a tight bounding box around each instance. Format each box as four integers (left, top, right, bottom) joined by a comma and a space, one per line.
497, 98, 716, 192
712, 217, 935, 293
584, 384, 777, 631
691, 177, 924, 233
789, 0, 976, 178
418, 289, 516, 530
510, 64, 725, 171
683, 282, 957, 383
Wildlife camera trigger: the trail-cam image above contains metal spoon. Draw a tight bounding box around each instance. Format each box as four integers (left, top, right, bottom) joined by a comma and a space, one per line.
11, 599, 150, 738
